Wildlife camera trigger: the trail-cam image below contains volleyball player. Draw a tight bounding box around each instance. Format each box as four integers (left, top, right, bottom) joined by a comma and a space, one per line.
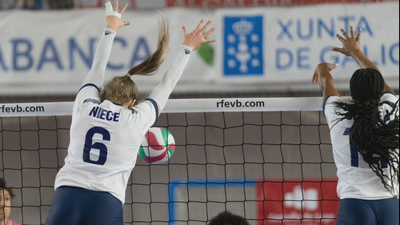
0, 179, 21, 225
312, 26, 399, 225
44, 0, 215, 224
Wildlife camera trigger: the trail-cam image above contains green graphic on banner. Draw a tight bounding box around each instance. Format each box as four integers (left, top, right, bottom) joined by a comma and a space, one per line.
197, 42, 215, 66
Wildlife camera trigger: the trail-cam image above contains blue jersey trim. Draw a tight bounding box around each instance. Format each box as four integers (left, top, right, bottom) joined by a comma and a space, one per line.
383, 101, 396, 108
323, 96, 335, 118
382, 92, 398, 108
83, 98, 101, 104
145, 98, 159, 126
78, 83, 100, 93
111, 102, 122, 106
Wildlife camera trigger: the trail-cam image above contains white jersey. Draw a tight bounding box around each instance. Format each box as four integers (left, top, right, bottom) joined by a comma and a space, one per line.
324, 93, 399, 200
55, 86, 157, 204
54, 26, 191, 204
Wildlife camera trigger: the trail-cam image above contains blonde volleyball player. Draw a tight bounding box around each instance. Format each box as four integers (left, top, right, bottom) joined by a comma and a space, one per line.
44, 0, 215, 224
312, 26, 399, 225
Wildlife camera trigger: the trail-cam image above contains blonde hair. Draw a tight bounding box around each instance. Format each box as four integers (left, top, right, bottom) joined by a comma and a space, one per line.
100, 12, 170, 106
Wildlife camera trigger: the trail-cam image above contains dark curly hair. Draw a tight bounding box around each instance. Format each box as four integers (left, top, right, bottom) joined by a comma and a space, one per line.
334, 68, 399, 195
0, 178, 15, 199
208, 211, 249, 225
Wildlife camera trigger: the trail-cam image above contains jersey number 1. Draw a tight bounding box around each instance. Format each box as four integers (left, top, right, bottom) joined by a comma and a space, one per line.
83, 127, 110, 165
344, 128, 388, 169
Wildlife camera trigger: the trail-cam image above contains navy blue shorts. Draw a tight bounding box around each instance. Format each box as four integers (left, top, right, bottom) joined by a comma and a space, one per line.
45, 186, 123, 225
336, 197, 399, 225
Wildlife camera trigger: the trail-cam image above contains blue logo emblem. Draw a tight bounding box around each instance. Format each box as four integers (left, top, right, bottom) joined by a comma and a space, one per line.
224, 16, 264, 76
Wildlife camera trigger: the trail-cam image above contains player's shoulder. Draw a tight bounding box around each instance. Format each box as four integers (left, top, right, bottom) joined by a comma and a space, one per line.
132, 99, 158, 115
129, 99, 159, 128
74, 83, 101, 109
380, 92, 399, 107
323, 96, 349, 116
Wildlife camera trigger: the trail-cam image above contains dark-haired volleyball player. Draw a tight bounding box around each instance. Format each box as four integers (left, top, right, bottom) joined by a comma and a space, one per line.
312, 26, 399, 225
44, 0, 215, 224
208, 211, 250, 225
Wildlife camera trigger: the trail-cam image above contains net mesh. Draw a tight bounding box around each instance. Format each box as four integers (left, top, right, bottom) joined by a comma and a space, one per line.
0, 98, 340, 225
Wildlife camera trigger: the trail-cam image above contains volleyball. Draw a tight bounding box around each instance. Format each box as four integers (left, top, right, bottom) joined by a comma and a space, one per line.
139, 127, 176, 164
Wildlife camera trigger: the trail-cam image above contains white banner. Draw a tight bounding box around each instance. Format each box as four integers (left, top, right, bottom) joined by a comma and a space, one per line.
214, 2, 399, 91
0, 2, 398, 95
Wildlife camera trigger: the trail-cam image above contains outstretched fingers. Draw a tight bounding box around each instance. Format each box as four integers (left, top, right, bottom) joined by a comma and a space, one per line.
331, 47, 350, 56
182, 26, 188, 37
350, 26, 354, 39
203, 28, 216, 43
203, 27, 215, 37
195, 20, 205, 33
340, 29, 350, 39
200, 20, 212, 33
114, 0, 119, 11
355, 28, 362, 42
336, 33, 345, 43
331, 47, 344, 53
119, 3, 128, 15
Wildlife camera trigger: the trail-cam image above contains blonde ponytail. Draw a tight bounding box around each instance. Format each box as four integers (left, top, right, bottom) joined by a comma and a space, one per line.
127, 12, 170, 76
101, 12, 170, 106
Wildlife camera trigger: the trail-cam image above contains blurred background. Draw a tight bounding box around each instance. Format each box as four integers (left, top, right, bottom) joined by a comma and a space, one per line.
0, 0, 398, 103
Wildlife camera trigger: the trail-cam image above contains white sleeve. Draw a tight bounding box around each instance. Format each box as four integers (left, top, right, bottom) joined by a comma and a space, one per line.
82, 28, 116, 89
380, 92, 399, 104
380, 92, 399, 117
147, 45, 193, 111
132, 99, 158, 134
73, 85, 101, 113
323, 96, 342, 128
73, 28, 116, 111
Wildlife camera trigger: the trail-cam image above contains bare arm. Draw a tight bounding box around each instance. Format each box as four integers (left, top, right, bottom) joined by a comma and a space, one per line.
331, 26, 394, 94
312, 63, 340, 103
82, 0, 130, 88
148, 20, 216, 115
350, 50, 394, 94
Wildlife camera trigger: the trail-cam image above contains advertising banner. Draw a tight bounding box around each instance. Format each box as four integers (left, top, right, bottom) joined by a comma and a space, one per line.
0, 9, 215, 94
257, 180, 340, 225
214, 3, 399, 88
0, 2, 398, 95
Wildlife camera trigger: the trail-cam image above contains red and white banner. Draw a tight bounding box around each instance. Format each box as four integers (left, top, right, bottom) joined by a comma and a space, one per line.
257, 180, 340, 225
74, 0, 398, 9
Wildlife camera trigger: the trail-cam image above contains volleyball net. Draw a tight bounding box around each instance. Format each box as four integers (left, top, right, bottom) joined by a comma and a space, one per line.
0, 97, 340, 225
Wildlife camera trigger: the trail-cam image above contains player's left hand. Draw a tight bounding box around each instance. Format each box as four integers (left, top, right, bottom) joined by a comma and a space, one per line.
331, 26, 362, 57
105, 0, 130, 32
182, 20, 216, 51
312, 63, 338, 84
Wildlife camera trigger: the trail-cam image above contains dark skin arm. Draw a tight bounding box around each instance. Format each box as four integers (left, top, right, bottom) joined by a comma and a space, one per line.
312, 63, 340, 103
331, 26, 394, 94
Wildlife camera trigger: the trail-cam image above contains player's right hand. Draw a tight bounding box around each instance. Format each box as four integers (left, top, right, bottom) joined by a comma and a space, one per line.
105, 0, 130, 32
331, 26, 362, 58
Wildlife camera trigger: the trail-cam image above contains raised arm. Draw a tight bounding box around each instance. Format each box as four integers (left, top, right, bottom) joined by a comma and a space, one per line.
82, 0, 130, 88
331, 26, 394, 94
148, 20, 216, 115
312, 63, 340, 103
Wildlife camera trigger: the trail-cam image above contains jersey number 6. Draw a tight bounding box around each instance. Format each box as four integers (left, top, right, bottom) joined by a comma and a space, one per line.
83, 127, 110, 165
